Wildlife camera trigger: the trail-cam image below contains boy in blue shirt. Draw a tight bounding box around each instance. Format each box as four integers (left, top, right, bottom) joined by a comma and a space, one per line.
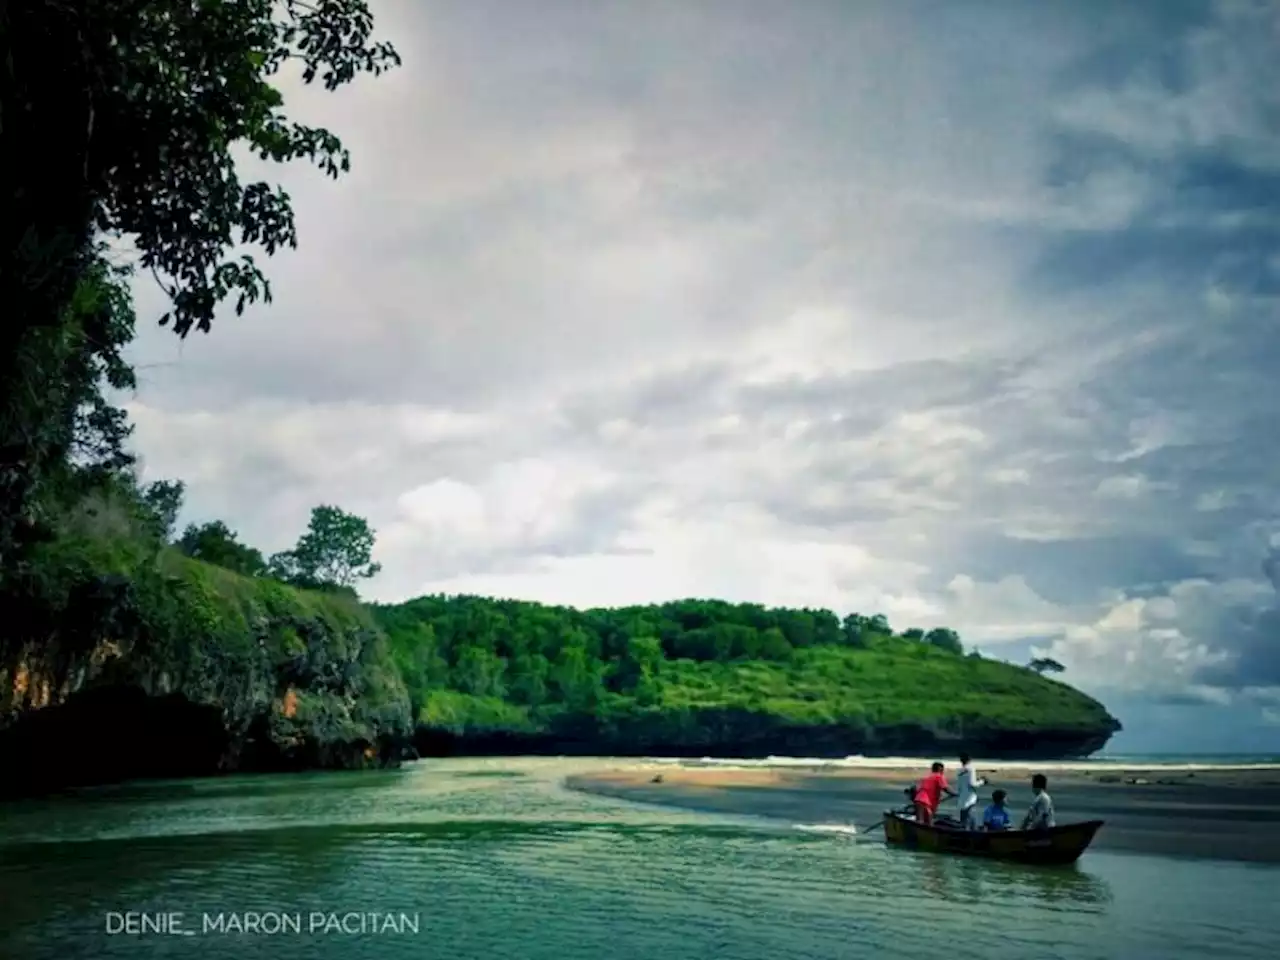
982, 788, 1012, 831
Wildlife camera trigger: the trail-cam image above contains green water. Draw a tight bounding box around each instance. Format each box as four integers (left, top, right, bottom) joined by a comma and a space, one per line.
0, 758, 1272, 960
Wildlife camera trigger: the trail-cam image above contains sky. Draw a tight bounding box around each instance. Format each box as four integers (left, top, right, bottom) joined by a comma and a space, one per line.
120, 0, 1280, 753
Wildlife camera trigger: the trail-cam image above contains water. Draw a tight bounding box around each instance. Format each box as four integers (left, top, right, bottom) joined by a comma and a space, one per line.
0, 757, 1274, 960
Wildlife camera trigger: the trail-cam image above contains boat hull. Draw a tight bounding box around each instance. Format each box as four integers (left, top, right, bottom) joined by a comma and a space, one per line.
882, 812, 1103, 865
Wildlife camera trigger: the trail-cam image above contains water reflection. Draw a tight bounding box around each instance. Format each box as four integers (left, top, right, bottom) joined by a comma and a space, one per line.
908, 851, 1111, 911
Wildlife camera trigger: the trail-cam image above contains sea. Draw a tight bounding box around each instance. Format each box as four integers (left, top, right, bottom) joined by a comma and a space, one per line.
0, 755, 1275, 960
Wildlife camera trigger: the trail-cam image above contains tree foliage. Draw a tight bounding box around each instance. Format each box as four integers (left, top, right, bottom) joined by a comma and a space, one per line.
0, 0, 398, 576
177, 521, 267, 577
17, 0, 401, 340
1028, 657, 1066, 675
269, 505, 381, 589
139, 480, 185, 542
370, 594, 1118, 746
924, 627, 964, 655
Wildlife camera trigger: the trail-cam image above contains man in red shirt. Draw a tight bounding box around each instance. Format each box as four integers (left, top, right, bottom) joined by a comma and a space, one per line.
913, 761, 957, 826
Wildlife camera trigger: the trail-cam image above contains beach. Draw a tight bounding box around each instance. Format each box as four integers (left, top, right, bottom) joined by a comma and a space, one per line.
565, 760, 1280, 863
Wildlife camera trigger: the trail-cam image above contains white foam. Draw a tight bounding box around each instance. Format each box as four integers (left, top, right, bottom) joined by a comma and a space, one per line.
792, 823, 859, 836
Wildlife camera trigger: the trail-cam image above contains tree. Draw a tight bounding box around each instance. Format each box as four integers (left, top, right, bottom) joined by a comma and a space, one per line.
177, 521, 267, 577
1, 0, 399, 571
924, 627, 964, 656
140, 480, 185, 542
1028, 657, 1065, 675
10, 0, 401, 342
1, 252, 141, 568
612, 636, 665, 693
840, 614, 866, 647
901, 627, 925, 641
64, 256, 140, 474
276, 505, 382, 589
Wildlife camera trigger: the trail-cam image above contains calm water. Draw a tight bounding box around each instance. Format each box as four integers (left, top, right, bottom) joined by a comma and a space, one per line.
0, 757, 1273, 960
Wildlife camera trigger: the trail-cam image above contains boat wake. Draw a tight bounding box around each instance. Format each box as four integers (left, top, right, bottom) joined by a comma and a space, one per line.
791, 823, 859, 837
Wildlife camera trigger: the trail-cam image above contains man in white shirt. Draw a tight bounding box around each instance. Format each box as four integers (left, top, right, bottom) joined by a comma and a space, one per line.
955, 752, 985, 830
1021, 773, 1056, 830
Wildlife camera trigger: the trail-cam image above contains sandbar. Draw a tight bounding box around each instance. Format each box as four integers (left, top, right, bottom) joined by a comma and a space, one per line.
565, 761, 1280, 863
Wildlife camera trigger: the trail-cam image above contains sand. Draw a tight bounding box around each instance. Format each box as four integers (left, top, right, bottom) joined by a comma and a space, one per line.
565, 762, 1280, 863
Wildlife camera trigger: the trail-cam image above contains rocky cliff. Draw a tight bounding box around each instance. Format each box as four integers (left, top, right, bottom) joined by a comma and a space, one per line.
0, 532, 412, 797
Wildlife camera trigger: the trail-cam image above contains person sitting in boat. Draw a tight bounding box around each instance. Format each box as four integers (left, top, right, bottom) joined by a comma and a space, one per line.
1020, 774, 1056, 830
897, 786, 918, 818
913, 762, 957, 826
981, 789, 1012, 831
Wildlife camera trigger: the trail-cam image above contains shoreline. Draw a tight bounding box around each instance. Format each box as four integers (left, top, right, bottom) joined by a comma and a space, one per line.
565, 761, 1280, 864
637, 755, 1280, 774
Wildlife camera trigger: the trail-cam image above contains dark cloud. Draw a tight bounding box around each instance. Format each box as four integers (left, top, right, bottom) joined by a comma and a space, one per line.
1194, 545, 1280, 688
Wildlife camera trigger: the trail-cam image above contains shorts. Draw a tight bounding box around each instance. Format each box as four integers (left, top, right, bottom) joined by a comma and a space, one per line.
913, 801, 934, 825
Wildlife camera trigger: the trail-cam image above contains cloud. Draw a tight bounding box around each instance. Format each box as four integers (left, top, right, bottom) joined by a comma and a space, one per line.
118, 0, 1280, 747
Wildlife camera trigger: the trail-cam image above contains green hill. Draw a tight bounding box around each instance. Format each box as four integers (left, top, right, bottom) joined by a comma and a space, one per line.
374, 595, 1121, 759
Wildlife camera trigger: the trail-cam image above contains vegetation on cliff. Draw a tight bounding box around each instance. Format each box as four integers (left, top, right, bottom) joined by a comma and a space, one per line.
0, 476, 412, 795
0, 0, 404, 792
373, 595, 1121, 758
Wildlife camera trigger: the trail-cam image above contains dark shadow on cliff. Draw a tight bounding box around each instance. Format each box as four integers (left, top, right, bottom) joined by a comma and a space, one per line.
0, 686, 229, 798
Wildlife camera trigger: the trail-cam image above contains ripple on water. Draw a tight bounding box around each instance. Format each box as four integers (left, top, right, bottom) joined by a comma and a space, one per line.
0, 759, 1274, 960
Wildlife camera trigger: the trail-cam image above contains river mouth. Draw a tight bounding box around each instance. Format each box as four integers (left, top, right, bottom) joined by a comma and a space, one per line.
0, 757, 1274, 960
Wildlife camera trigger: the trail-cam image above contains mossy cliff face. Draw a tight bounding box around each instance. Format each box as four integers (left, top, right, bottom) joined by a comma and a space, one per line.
0, 528, 412, 796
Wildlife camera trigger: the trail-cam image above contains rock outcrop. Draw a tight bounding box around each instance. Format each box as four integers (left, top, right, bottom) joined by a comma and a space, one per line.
0, 549, 412, 797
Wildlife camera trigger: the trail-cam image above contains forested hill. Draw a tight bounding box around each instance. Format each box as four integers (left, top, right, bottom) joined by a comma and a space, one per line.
373, 595, 1122, 759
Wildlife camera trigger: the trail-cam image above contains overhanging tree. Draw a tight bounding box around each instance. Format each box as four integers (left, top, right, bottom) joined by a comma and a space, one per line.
1, 0, 399, 566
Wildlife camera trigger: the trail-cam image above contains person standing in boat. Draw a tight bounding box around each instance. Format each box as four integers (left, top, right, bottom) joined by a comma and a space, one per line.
955, 752, 986, 830
913, 762, 957, 826
1020, 773, 1056, 830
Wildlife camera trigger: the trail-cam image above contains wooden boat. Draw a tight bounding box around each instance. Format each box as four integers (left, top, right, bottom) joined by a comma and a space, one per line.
881, 811, 1104, 865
